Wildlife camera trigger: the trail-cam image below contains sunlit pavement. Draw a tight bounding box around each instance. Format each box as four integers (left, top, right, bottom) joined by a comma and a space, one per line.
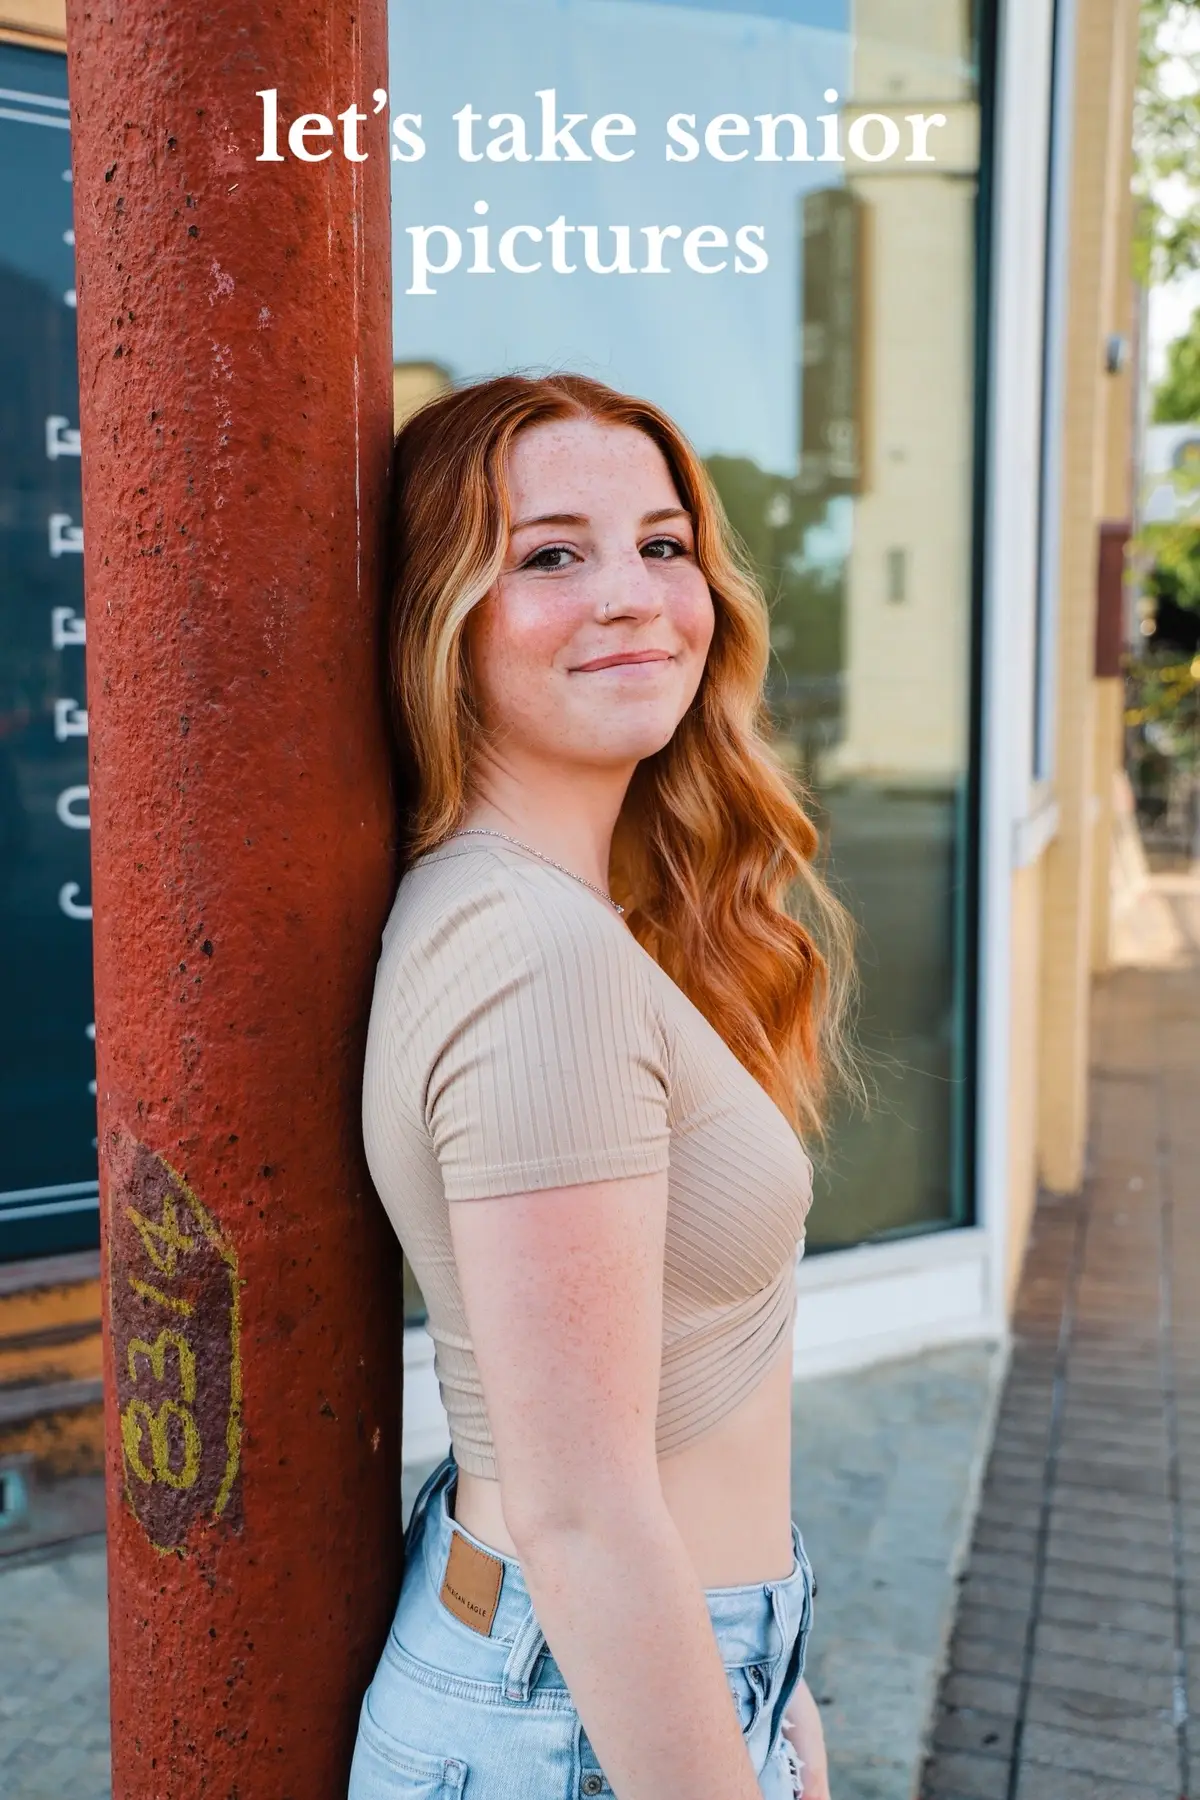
0, 1534, 109, 1800
923, 866, 1200, 1800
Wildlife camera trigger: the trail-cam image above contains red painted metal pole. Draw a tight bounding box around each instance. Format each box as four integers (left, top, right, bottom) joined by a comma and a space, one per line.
64, 4, 402, 1792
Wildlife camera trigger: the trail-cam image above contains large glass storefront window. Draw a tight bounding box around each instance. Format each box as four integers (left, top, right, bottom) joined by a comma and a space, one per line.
389, 0, 986, 1311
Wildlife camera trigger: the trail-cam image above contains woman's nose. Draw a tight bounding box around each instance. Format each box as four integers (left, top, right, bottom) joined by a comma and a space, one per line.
593, 549, 662, 620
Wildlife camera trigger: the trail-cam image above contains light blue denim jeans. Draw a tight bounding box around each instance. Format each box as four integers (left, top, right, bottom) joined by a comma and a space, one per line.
348, 1452, 815, 1799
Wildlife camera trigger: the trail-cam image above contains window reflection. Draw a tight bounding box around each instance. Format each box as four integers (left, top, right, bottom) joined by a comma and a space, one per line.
391, 0, 982, 1291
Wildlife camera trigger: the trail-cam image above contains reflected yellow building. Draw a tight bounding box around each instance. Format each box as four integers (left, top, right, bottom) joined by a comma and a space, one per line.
393, 360, 451, 431
829, 14, 978, 786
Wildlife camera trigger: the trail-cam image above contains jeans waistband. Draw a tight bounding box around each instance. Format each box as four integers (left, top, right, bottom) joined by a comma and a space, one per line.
405, 1452, 814, 1707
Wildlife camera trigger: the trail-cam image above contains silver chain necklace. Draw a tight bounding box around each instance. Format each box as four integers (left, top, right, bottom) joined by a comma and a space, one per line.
446, 827, 625, 915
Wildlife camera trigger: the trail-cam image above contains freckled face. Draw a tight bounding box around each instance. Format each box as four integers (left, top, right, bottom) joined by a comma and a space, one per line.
464, 418, 716, 772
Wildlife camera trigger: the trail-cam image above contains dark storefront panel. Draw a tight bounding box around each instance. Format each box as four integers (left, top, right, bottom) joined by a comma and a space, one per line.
0, 45, 98, 1259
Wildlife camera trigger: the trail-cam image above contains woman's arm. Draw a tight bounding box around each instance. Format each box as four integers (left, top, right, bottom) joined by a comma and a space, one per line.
450, 1167, 765, 1800
783, 1679, 832, 1799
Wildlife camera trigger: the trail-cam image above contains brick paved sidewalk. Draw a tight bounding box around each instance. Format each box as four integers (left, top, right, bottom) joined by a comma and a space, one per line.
922, 867, 1200, 1800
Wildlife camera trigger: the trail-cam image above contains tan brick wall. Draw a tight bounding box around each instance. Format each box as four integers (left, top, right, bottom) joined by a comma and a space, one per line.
1089, 59, 1139, 979
0, 1407, 103, 1480
0, 1260, 103, 1477
0, 0, 66, 48
1006, 859, 1044, 1310
1036, 0, 1140, 1195
1090, 675, 1127, 971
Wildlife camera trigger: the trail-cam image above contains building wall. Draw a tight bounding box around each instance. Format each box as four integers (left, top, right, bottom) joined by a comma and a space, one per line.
1091, 110, 1141, 977
1006, 859, 1044, 1311
1091, 678, 1127, 972
0, 1253, 103, 1478
1002, 0, 1140, 1308
1035, 0, 1140, 1198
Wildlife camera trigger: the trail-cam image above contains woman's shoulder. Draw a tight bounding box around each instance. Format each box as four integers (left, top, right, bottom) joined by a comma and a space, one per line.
378, 838, 644, 986
369, 839, 669, 1092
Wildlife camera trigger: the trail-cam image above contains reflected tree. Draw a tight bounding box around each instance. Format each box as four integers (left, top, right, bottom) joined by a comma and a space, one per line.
705, 453, 844, 787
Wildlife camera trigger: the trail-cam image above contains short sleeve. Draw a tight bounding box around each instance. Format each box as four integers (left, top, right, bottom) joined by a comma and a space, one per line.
419, 877, 671, 1201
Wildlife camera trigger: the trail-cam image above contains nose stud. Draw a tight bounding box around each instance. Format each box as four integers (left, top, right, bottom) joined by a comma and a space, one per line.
602, 599, 611, 619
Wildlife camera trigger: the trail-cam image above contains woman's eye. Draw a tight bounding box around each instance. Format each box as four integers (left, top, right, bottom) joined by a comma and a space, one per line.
641, 536, 689, 560
522, 544, 577, 571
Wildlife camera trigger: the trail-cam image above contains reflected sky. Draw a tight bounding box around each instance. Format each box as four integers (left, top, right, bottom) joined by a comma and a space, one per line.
389, 0, 850, 471
597, 0, 848, 24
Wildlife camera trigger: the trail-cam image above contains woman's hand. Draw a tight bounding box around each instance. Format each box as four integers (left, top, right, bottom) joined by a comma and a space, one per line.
781, 1678, 831, 1800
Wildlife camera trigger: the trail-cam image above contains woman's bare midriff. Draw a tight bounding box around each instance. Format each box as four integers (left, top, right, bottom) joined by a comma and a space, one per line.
450, 1327, 796, 1588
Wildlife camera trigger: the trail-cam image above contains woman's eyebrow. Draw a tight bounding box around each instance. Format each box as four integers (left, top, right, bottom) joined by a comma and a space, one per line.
510, 511, 588, 532
509, 506, 691, 533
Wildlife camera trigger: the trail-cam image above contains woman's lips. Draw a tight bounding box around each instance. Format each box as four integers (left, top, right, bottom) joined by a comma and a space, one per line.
571, 649, 674, 672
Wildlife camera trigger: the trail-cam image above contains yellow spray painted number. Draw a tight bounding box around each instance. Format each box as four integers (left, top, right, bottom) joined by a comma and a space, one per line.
121, 1397, 202, 1490
127, 1329, 197, 1402
121, 1330, 200, 1489
125, 1195, 195, 1277
111, 1136, 242, 1547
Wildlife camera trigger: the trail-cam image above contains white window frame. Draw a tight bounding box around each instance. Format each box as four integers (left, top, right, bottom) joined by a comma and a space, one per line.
1031, 0, 1079, 790
976, 0, 1067, 1367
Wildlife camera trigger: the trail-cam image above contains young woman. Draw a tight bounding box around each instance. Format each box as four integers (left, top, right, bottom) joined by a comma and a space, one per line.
352, 372, 854, 1800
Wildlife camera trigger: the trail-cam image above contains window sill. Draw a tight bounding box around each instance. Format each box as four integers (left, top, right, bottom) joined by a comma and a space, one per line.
1012, 790, 1059, 867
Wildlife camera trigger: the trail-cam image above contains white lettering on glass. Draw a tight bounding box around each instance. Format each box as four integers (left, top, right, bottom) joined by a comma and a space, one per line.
59, 883, 93, 920
55, 785, 90, 830
49, 512, 84, 556
52, 606, 86, 647
46, 415, 81, 459
53, 698, 88, 740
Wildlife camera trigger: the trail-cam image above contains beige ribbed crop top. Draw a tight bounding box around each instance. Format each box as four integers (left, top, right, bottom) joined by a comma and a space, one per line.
361, 836, 814, 1479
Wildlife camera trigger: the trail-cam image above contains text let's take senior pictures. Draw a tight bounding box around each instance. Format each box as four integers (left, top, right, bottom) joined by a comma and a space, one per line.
257, 86, 948, 294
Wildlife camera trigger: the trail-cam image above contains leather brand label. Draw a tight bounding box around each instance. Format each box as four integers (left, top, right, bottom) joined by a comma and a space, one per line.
439, 1529, 504, 1636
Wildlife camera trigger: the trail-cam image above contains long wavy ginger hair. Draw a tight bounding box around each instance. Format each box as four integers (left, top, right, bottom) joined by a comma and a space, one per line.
385, 372, 856, 1141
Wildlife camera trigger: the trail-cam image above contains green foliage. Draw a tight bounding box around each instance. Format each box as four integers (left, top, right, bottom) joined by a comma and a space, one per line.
1142, 521, 1200, 611
703, 454, 845, 782
1135, 408, 1200, 613
1132, 0, 1200, 287
704, 454, 843, 681
1125, 649, 1200, 774
1152, 304, 1200, 420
